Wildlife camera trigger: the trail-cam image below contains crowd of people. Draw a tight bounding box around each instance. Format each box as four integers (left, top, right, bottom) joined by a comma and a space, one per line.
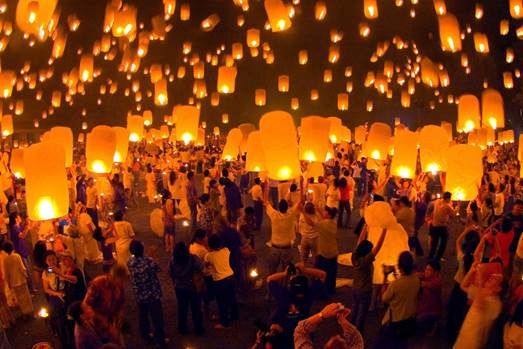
0, 139, 521, 349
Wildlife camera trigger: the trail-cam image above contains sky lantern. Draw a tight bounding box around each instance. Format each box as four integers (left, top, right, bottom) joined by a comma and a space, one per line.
255, 89, 266, 106
211, 92, 220, 106
364, 0, 378, 19
354, 125, 366, 144
112, 5, 137, 37
328, 45, 340, 63
500, 20, 510, 35
127, 114, 144, 142
260, 111, 300, 180
48, 127, 73, 167
341, 126, 351, 143
299, 50, 308, 64
10, 148, 25, 179
401, 90, 410, 107
193, 62, 205, 79
247, 28, 260, 47
299, 116, 330, 162
481, 89, 504, 130
245, 131, 266, 172
0, 71, 16, 98
362, 122, 391, 161
506, 48, 515, 63
337, 93, 348, 111
222, 128, 243, 161
511, 0, 523, 18
79, 54, 94, 82
504, 72, 514, 89
112, 126, 129, 163
328, 117, 343, 144
291, 97, 299, 110
51, 91, 61, 108
193, 80, 207, 98
278, 75, 289, 92
15, 0, 58, 37
445, 144, 483, 201
420, 57, 439, 88
25, 142, 68, 221
154, 79, 168, 106
195, 128, 205, 146
438, 14, 461, 52
457, 95, 480, 133
87, 126, 116, 174
201, 13, 220, 31
143, 110, 153, 126
433, 0, 446, 15
180, 3, 190, 20
174, 105, 200, 144
239, 123, 256, 153
264, 0, 291, 32
390, 129, 417, 179
160, 125, 169, 139
473, 33, 489, 53
1, 115, 13, 137
150, 64, 163, 83
315, 1, 327, 20
232, 43, 243, 59
310, 89, 319, 101
52, 30, 67, 58
217, 66, 237, 93
419, 125, 449, 173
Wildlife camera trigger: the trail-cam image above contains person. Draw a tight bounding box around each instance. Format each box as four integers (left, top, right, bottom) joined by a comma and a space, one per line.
59, 250, 87, 308
162, 195, 176, 254
189, 229, 214, 315
197, 194, 215, 233
416, 260, 442, 336
413, 192, 431, 256
224, 178, 243, 224
393, 197, 417, 256
325, 180, 340, 211
82, 265, 127, 346
351, 227, 387, 333
109, 211, 135, 269
168, 241, 205, 335
496, 218, 515, 269
8, 212, 34, 292
2, 241, 33, 318
187, 171, 199, 227
298, 202, 318, 264
293, 303, 364, 349
69, 301, 104, 349
374, 251, 420, 349
503, 300, 523, 349
494, 183, 505, 218
85, 177, 99, 226
338, 177, 352, 228
429, 192, 455, 261
205, 234, 238, 329
127, 240, 165, 346
249, 178, 264, 230
77, 204, 102, 263
145, 166, 157, 203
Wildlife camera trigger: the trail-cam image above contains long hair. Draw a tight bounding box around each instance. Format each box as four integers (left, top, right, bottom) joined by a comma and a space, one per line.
172, 242, 190, 265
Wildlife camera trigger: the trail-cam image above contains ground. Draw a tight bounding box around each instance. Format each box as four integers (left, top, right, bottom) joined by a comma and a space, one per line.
7, 180, 459, 349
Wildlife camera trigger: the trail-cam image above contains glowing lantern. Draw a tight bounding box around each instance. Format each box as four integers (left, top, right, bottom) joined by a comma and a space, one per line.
222, 114, 229, 124
79, 54, 93, 82
150, 64, 163, 83
354, 126, 366, 144
504, 72, 514, 89
481, 89, 504, 130
247, 28, 260, 47
359, 22, 370, 37
420, 57, 439, 88
433, 0, 446, 15
127, 114, 144, 142
390, 130, 417, 179
51, 91, 61, 108
401, 90, 410, 108
1, 115, 13, 137
213, 127, 220, 136
445, 145, 483, 201
0, 71, 16, 98
260, 111, 300, 180
25, 142, 68, 221
299, 50, 308, 65
278, 75, 289, 92
362, 123, 391, 161
193, 80, 207, 98
48, 127, 73, 167
143, 110, 153, 126
438, 14, 461, 52
264, 0, 291, 31
506, 48, 515, 63
511, 0, 523, 18
337, 93, 349, 111
500, 20, 510, 35
291, 97, 299, 110
419, 125, 449, 173
112, 5, 136, 37
473, 33, 489, 53
232, 43, 243, 60
174, 105, 199, 144
364, 0, 378, 19
201, 13, 220, 31
180, 3, 190, 20
155, 79, 168, 106
245, 131, 266, 172
112, 127, 129, 163
310, 89, 319, 101
217, 66, 237, 94
86, 126, 116, 174
10, 148, 25, 179
328, 45, 340, 63
315, 1, 327, 20
457, 95, 480, 133
160, 125, 169, 139
299, 116, 330, 162
255, 89, 266, 106
366, 100, 373, 112
327, 117, 343, 144
222, 128, 243, 161
15, 0, 57, 37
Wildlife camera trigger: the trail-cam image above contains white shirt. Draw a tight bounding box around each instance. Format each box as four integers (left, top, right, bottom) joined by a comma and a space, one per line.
205, 248, 234, 281
249, 184, 263, 201
266, 204, 299, 246
86, 186, 97, 208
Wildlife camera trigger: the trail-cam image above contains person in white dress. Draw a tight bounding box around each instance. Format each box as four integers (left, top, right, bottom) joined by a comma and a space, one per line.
108, 211, 135, 271
77, 204, 102, 263
145, 166, 157, 203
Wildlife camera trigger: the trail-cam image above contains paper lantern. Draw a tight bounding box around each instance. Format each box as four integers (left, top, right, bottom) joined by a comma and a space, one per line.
419, 125, 449, 173
15, 0, 57, 36
112, 127, 129, 163
445, 145, 482, 201
473, 33, 489, 53
86, 126, 116, 174
337, 93, 349, 111
222, 113, 229, 124
362, 123, 391, 161
390, 130, 417, 179
48, 127, 73, 167
260, 111, 300, 180
328, 117, 343, 144
112, 5, 137, 37
10, 148, 25, 179
255, 89, 266, 106
160, 125, 169, 139
299, 50, 308, 65
247, 28, 260, 47
174, 105, 200, 144
0, 71, 16, 98
315, 1, 327, 20
127, 115, 144, 142
213, 126, 220, 136
433, 0, 447, 15
153, 79, 168, 106
150, 64, 163, 83
217, 66, 237, 94
506, 48, 515, 63
511, 0, 523, 18
420, 57, 439, 88
310, 89, 319, 101
264, 0, 291, 32
364, 0, 378, 19
201, 13, 220, 31
143, 110, 153, 126
79, 54, 94, 82
239, 123, 256, 153
245, 131, 266, 172
481, 89, 504, 130
180, 3, 190, 20
232, 43, 243, 60
278, 75, 289, 92
341, 126, 351, 143
1, 115, 13, 137
222, 128, 243, 161
193, 80, 207, 98
354, 125, 366, 144
500, 20, 510, 35
299, 116, 330, 162
457, 95, 480, 133
504, 72, 514, 89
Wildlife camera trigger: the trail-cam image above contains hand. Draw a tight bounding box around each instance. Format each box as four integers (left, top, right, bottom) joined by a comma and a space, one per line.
320, 303, 343, 319
336, 307, 351, 321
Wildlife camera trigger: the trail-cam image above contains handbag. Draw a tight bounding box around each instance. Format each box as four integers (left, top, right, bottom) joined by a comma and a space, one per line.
191, 257, 206, 294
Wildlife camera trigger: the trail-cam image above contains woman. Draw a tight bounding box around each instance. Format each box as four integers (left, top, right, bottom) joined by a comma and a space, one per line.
145, 165, 157, 203
338, 177, 351, 228
77, 204, 102, 263
168, 242, 205, 335
299, 202, 318, 264
109, 211, 135, 269
162, 194, 176, 254
8, 212, 33, 292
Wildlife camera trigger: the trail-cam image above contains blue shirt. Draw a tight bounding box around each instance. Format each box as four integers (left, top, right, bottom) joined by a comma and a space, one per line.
127, 256, 162, 302
10, 225, 28, 258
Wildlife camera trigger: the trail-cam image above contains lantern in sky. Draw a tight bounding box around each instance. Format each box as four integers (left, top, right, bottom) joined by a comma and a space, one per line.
481, 89, 504, 130
473, 33, 489, 53
500, 20, 510, 35
337, 93, 349, 111
245, 131, 266, 172
180, 3, 190, 20
420, 57, 439, 88
217, 66, 237, 94
433, 0, 446, 15
150, 64, 163, 83
260, 111, 300, 180
155, 79, 168, 106
79, 54, 94, 82
299, 116, 330, 162
112, 127, 129, 163
390, 130, 417, 179
457, 95, 480, 133
112, 5, 137, 37
247, 28, 260, 47
264, 0, 291, 32
48, 127, 73, 167
25, 142, 68, 221
315, 1, 327, 20
328, 117, 343, 144
419, 125, 449, 173
15, 0, 58, 37
510, 0, 523, 18
0, 71, 16, 98
174, 105, 200, 144
362, 123, 391, 161
503, 72, 514, 89
438, 14, 461, 52
364, 0, 378, 19
278, 75, 289, 92
10, 148, 25, 179
87, 126, 116, 174
354, 125, 366, 144
1, 115, 13, 137
299, 50, 308, 65
143, 110, 153, 126
445, 145, 483, 201
222, 128, 243, 161
127, 114, 144, 142
255, 89, 266, 106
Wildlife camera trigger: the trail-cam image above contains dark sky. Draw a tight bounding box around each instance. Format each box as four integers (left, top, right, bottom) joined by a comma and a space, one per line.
2, 0, 522, 138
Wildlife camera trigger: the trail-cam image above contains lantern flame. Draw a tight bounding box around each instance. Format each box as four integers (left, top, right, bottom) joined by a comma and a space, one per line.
36, 197, 57, 221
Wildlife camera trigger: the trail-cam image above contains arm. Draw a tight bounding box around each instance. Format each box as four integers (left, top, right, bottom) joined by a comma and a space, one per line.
337, 308, 364, 349
42, 275, 64, 299
372, 228, 387, 256
266, 270, 287, 284
296, 262, 327, 282
460, 263, 478, 293
356, 224, 368, 245
294, 303, 344, 349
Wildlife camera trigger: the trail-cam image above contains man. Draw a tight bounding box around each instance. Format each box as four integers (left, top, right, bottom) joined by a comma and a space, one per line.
428, 192, 455, 261
264, 179, 302, 274
186, 171, 198, 227
85, 177, 99, 226
394, 196, 420, 256
2, 241, 33, 319
249, 177, 264, 230
224, 178, 243, 224
127, 240, 165, 347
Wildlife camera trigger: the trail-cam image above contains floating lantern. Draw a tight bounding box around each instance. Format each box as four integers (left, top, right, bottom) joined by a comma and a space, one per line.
337, 93, 349, 111
222, 128, 243, 161
264, 0, 291, 32
278, 75, 289, 92
15, 0, 58, 37
217, 66, 237, 94
160, 125, 169, 139
1, 114, 13, 137
86, 126, 116, 174
500, 20, 510, 35
112, 127, 129, 163
433, 0, 446, 15
362, 123, 391, 161
245, 131, 266, 172
154, 79, 168, 106
0, 71, 16, 98
310, 89, 319, 101
504, 72, 514, 89
180, 3, 190, 21
445, 145, 483, 201
315, 1, 327, 20
127, 114, 144, 142
112, 5, 137, 37
25, 142, 68, 221
354, 126, 366, 145
390, 130, 417, 179
247, 28, 260, 47
291, 97, 299, 110
79, 54, 93, 82
481, 89, 504, 130
457, 95, 480, 133
10, 148, 25, 179
48, 127, 73, 167
419, 125, 449, 173
364, 0, 378, 19
260, 111, 300, 180
211, 92, 220, 106
299, 116, 330, 162
510, 0, 523, 18
255, 89, 266, 106
401, 90, 410, 108
201, 13, 220, 31
299, 50, 308, 65
150, 64, 163, 83
143, 110, 153, 126
473, 33, 489, 53
174, 105, 200, 144
328, 117, 343, 144
222, 113, 229, 124
420, 57, 439, 88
